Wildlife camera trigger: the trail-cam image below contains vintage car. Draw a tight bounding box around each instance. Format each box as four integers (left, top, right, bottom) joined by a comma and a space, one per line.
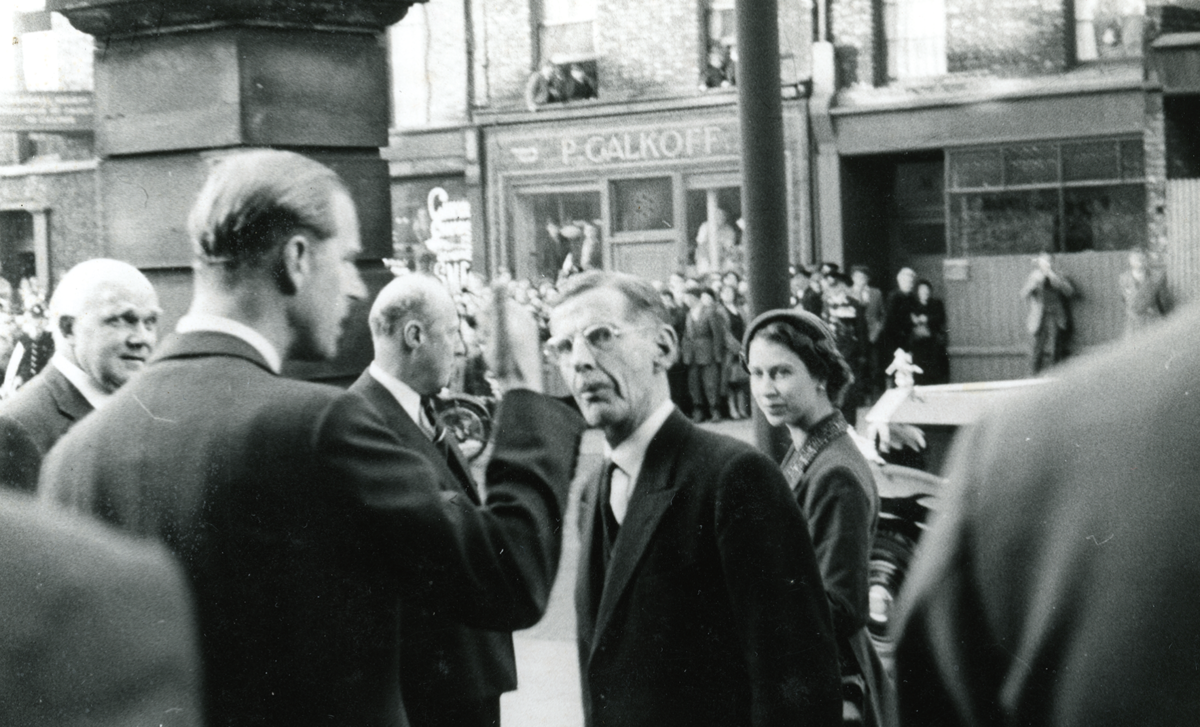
861, 378, 1049, 659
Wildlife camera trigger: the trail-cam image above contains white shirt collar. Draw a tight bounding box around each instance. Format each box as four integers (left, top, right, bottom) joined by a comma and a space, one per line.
367, 362, 424, 426
604, 399, 676, 491
176, 313, 283, 374
50, 353, 111, 409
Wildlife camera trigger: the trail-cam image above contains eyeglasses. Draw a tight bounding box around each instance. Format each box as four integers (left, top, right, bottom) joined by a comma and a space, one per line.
543, 323, 654, 365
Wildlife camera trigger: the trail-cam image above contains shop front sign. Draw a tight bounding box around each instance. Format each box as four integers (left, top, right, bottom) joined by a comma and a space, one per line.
500, 116, 740, 172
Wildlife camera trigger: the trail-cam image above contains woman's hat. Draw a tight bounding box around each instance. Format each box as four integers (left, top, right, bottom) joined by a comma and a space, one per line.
741, 308, 837, 357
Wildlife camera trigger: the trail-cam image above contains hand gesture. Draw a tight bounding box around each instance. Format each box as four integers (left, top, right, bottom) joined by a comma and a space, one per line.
479, 284, 545, 395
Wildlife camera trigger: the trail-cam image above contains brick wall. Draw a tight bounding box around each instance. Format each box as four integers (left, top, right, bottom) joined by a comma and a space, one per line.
478, 0, 535, 107
0, 168, 98, 282
831, 0, 876, 86
478, 0, 814, 109
947, 0, 1067, 76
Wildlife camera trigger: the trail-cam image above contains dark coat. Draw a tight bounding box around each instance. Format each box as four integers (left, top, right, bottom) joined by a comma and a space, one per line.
40, 331, 584, 727
347, 371, 518, 714
0, 363, 92, 492
575, 409, 841, 727
681, 303, 728, 366
0, 489, 202, 727
895, 304, 1200, 726
781, 416, 889, 727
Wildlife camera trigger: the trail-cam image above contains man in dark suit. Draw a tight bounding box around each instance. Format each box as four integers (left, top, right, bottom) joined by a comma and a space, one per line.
0, 259, 159, 491
680, 284, 728, 422
40, 150, 584, 727
349, 273, 515, 727
545, 270, 840, 727
0, 489, 202, 727
894, 303, 1200, 725
1020, 251, 1075, 374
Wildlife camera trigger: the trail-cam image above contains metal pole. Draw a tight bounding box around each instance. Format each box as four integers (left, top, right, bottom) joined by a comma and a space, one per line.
736, 0, 792, 459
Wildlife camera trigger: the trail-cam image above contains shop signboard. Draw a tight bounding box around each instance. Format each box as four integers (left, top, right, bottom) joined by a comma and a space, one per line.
0, 92, 94, 133
496, 115, 741, 173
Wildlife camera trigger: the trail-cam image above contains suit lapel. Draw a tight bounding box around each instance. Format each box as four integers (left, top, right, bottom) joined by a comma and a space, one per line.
350, 372, 481, 504
589, 410, 690, 655
45, 365, 93, 422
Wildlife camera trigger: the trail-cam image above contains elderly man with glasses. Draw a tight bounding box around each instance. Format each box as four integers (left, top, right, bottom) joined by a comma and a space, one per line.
545, 270, 840, 727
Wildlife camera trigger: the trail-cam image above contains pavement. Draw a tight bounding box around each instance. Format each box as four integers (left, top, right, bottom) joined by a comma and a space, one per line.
497, 416, 756, 727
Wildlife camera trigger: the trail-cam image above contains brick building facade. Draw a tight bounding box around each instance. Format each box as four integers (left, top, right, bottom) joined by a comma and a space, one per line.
812, 0, 1200, 382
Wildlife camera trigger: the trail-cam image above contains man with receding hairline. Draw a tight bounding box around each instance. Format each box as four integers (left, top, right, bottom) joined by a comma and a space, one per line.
0, 258, 159, 492
350, 272, 523, 727
41, 149, 584, 727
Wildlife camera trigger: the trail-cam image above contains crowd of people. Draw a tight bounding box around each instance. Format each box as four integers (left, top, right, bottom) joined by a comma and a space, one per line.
2, 148, 1199, 727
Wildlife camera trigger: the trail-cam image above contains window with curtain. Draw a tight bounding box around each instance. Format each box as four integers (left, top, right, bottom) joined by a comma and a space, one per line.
883, 0, 947, 81
1074, 0, 1145, 62
540, 0, 597, 61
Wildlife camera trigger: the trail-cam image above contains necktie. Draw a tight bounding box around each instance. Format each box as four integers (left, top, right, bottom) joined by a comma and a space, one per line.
608, 462, 631, 525
420, 396, 446, 444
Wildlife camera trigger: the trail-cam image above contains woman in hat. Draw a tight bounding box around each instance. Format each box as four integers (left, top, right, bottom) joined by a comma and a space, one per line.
742, 309, 891, 727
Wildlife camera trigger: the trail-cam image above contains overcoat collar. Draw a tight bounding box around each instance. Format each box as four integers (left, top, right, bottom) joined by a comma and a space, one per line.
151, 331, 275, 374
44, 363, 92, 422
587, 408, 691, 657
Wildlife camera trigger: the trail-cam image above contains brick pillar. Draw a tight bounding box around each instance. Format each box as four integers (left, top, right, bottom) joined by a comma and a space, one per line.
49, 0, 420, 381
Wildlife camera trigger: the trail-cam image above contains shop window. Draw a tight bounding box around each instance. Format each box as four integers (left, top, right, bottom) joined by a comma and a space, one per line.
1074, 0, 1144, 62
883, 0, 947, 81
526, 192, 602, 280
948, 137, 1147, 256
611, 177, 674, 233
702, 0, 737, 89
0, 211, 38, 310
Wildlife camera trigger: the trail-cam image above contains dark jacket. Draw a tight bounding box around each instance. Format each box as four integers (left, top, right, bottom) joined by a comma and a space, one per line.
576, 409, 841, 727
781, 414, 889, 727
0, 489, 202, 727
681, 302, 728, 366
40, 331, 584, 727
348, 371, 518, 713
895, 304, 1200, 726
0, 363, 92, 492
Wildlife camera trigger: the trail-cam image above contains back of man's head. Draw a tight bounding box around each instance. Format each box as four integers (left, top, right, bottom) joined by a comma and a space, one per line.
368, 273, 458, 393
187, 150, 348, 285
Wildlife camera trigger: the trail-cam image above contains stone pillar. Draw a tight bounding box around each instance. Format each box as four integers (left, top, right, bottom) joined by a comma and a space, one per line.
49, 0, 419, 381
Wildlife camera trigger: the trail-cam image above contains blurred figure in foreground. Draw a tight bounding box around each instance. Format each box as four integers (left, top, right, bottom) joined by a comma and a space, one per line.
0, 489, 201, 727
40, 150, 583, 727
895, 303, 1200, 725
550, 271, 840, 727
0, 259, 159, 491
1118, 249, 1170, 337
744, 310, 892, 727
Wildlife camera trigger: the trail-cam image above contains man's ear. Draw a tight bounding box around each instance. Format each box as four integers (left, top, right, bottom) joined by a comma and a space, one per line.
652, 324, 678, 372
57, 315, 75, 340
275, 235, 309, 296
402, 320, 423, 350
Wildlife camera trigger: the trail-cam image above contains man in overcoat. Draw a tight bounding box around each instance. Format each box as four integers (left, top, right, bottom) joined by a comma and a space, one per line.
0, 259, 159, 491
349, 273, 519, 727
547, 270, 841, 727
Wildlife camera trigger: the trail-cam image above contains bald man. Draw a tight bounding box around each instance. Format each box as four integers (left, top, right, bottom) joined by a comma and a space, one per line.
0, 259, 159, 492
348, 273, 515, 727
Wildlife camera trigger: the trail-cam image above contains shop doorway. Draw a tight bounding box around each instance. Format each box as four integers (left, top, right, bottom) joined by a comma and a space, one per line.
0, 211, 39, 311
512, 189, 601, 282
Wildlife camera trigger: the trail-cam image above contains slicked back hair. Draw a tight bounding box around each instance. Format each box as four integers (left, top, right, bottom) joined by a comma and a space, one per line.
187, 150, 348, 275
368, 274, 443, 340
554, 270, 671, 327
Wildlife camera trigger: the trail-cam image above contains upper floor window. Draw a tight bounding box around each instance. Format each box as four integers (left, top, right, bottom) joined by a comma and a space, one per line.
1075, 0, 1144, 62
883, 0, 946, 81
540, 0, 596, 61
702, 0, 737, 89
